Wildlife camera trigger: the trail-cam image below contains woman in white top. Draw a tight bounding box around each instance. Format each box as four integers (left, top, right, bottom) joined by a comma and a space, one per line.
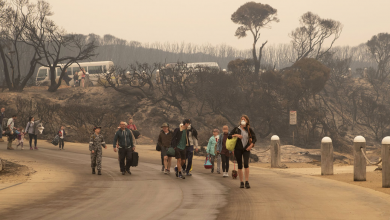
25, 117, 41, 150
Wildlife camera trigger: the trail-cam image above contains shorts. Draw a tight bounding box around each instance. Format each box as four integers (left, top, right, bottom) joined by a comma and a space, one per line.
175, 148, 186, 160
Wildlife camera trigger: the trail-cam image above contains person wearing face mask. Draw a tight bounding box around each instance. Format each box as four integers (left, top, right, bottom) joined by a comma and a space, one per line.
182, 121, 199, 176
171, 119, 191, 179
228, 115, 256, 188
206, 129, 221, 174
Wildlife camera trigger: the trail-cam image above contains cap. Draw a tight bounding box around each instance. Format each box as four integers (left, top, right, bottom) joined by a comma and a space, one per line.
161, 123, 169, 128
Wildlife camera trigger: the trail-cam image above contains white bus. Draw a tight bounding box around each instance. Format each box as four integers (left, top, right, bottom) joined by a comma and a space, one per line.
35, 61, 114, 86
186, 62, 220, 71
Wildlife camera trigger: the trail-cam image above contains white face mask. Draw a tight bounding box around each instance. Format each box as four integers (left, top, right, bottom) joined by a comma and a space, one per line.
241, 120, 246, 126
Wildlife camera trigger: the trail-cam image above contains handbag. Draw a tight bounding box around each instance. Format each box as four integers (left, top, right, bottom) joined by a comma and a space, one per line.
156, 144, 161, 151
51, 135, 59, 146
166, 147, 175, 157
204, 156, 213, 169
226, 137, 237, 151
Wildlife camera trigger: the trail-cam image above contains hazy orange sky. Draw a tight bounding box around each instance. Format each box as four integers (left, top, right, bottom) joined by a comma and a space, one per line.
48, 0, 390, 50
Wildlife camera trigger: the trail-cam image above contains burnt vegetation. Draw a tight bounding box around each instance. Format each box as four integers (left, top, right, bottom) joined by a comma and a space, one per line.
1, 1, 390, 153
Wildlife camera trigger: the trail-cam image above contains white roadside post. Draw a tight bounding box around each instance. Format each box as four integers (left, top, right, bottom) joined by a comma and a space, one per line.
271, 135, 281, 168
382, 137, 390, 188
354, 136, 366, 181
321, 137, 333, 175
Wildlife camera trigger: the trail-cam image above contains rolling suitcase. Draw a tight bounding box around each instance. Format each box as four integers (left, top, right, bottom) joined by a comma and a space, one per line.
131, 152, 139, 167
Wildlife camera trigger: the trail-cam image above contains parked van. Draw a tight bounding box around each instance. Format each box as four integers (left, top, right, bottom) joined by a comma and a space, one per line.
35, 61, 114, 86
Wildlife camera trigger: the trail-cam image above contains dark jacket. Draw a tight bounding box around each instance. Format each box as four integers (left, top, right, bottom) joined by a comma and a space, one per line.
171, 126, 189, 149
158, 130, 173, 149
113, 128, 134, 149
0, 112, 5, 123
228, 126, 257, 150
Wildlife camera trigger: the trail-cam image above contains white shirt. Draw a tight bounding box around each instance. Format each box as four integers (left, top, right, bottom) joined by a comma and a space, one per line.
7, 118, 14, 130
60, 130, 64, 139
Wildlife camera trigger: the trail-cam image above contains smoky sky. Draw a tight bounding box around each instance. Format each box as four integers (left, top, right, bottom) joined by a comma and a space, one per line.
48, 0, 390, 49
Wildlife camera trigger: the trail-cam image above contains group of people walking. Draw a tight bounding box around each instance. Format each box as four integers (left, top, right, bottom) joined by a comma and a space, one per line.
89, 119, 138, 176
156, 115, 256, 188
1, 108, 43, 150
1, 108, 256, 188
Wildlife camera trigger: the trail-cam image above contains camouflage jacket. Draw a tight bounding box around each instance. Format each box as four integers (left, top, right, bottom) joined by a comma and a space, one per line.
89, 133, 107, 151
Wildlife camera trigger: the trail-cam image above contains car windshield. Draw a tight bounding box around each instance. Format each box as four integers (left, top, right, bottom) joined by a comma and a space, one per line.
37, 69, 47, 77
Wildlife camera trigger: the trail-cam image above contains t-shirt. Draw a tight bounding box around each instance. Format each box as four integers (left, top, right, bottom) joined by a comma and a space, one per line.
127, 124, 137, 130
238, 127, 248, 147
60, 130, 64, 139
177, 129, 187, 150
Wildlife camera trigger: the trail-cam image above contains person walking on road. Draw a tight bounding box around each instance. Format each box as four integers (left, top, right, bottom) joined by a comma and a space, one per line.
217, 125, 232, 177
157, 123, 173, 174
207, 129, 221, 174
25, 117, 41, 150
228, 115, 256, 189
171, 119, 191, 179
182, 121, 198, 176
89, 126, 107, 175
0, 107, 5, 142
113, 121, 135, 175
6, 115, 17, 150
58, 126, 66, 150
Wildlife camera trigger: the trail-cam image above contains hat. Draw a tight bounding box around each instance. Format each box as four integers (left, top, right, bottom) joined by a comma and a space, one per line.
93, 126, 102, 131
161, 123, 169, 128
182, 119, 191, 125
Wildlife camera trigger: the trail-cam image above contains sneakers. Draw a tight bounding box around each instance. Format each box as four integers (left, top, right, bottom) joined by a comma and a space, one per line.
240, 182, 245, 188
7, 147, 14, 150
245, 181, 250, 189
126, 170, 131, 175
167, 169, 171, 174
34, 146, 38, 150
178, 172, 185, 179
174, 166, 178, 173
175, 170, 178, 177
122, 171, 126, 175
223, 172, 229, 177
30, 147, 33, 150
164, 169, 168, 174
186, 172, 192, 176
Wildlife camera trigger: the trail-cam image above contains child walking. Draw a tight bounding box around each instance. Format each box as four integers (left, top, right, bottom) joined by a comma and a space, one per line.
16, 128, 25, 150
206, 129, 221, 173
90, 126, 107, 175
217, 126, 232, 177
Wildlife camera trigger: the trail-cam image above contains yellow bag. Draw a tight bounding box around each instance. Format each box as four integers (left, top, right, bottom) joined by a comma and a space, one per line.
226, 137, 237, 151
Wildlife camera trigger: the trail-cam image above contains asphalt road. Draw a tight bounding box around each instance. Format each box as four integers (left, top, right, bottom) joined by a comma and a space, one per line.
1, 141, 390, 220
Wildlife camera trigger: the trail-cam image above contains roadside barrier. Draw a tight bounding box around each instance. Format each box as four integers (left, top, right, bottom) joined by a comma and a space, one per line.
257, 135, 286, 168
353, 136, 367, 181
382, 137, 390, 188
321, 137, 333, 175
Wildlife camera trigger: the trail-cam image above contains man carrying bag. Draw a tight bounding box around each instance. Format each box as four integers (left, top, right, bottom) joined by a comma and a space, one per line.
113, 121, 135, 175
